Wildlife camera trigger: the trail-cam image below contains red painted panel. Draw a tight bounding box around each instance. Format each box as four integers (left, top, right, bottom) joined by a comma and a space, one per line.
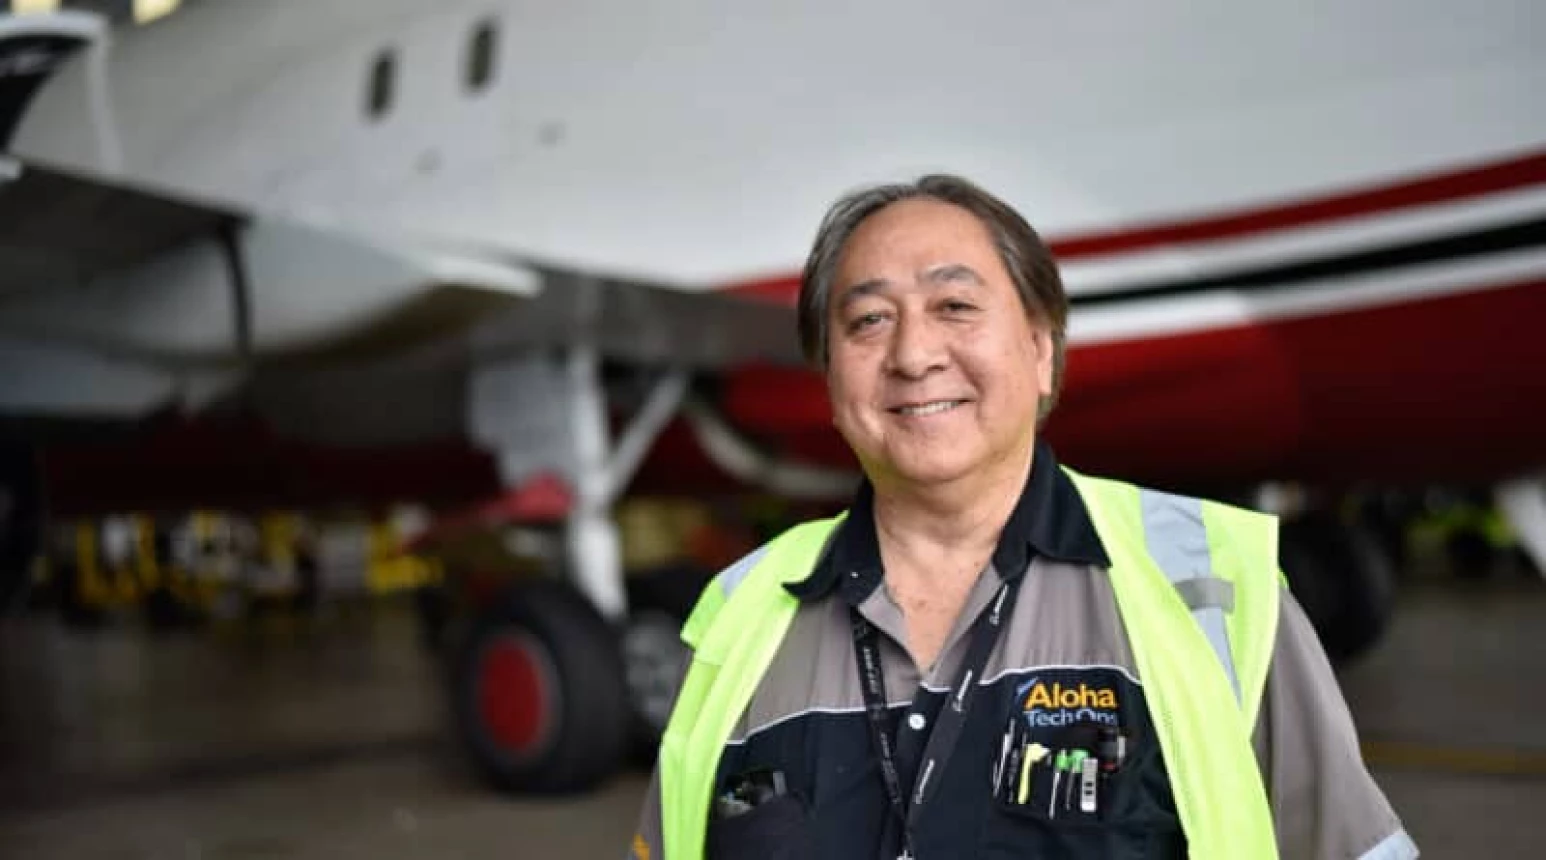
719, 278, 1546, 490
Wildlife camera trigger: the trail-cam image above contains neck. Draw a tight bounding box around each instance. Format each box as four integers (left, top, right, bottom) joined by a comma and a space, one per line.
870, 444, 1035, 581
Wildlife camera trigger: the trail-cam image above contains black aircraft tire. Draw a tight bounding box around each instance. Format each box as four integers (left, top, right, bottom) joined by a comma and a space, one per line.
623, 564, 711, 764
1280, 513, 1397, 665
1446, 530, 1497, 580
450, 579, 630, 795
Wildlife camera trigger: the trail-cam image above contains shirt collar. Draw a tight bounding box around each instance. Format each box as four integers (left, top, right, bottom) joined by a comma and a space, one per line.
785, 439, 1110, 605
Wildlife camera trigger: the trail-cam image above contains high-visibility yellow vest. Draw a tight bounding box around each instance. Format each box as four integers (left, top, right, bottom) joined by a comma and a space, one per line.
659, 467, 1282, 859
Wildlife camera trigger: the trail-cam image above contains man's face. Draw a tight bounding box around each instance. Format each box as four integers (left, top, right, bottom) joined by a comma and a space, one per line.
825, 199, 1054, 489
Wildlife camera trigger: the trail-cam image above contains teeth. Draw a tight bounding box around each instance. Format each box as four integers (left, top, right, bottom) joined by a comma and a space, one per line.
898, 400, 961, 416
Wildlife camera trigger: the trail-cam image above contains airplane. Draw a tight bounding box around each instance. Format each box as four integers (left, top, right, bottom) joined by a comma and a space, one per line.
0, 0, 1543, 795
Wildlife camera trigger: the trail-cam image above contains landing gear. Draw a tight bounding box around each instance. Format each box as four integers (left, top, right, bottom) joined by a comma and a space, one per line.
451, 330, 693, 792
1279, 511, 1397, 664
1496, 477, 1546, 580
450, 579, 631, 794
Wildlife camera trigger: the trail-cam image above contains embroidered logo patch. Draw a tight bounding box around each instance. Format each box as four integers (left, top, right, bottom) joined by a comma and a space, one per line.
1017, 676, 1120, 727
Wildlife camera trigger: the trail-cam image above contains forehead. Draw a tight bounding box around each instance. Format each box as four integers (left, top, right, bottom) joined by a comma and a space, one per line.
836, 198, 1001, 278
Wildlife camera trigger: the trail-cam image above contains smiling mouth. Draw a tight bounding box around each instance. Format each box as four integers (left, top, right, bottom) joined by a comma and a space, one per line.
890, 400, 968, 417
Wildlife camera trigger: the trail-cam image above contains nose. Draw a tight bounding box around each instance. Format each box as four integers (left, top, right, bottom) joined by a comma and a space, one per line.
884, 313, 948, 380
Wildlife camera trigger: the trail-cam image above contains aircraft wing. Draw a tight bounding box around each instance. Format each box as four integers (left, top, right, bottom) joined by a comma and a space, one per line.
0, 156, 801, 422
447, 269, 802, 370
0, 154, 241, 300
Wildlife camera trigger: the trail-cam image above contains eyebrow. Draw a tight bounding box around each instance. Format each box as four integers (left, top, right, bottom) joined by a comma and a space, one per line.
835, 277, 889, 311
835, 264, 986, 311
921, 263, 986, 287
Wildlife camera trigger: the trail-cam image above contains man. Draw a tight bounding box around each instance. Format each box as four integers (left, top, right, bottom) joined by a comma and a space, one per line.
630, 176, 1416, 859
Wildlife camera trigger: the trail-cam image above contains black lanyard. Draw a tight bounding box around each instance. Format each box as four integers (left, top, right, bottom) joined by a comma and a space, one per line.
852, 577, 1021, 859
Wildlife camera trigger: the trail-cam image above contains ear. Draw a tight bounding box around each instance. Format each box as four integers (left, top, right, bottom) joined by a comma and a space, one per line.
1032, 325, 1055, 398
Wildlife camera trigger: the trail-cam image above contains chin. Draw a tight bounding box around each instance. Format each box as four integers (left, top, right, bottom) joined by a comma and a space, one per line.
885, 452, 980, 487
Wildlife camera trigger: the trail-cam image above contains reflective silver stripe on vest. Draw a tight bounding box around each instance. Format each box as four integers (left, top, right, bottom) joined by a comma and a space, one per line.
1172, 576, 1235, 613
1357, 829, 1420, 860
719, 544, 773, 598
1139, 489, 1242, 703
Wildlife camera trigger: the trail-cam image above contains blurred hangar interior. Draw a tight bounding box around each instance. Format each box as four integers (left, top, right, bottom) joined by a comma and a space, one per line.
1, 1, 1545, 857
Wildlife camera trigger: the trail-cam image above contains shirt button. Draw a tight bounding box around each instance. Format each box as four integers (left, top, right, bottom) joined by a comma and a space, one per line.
908, 713, 927, 731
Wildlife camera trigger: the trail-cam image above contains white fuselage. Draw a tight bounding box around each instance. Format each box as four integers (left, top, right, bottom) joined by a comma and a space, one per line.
14, 0, 1544, 292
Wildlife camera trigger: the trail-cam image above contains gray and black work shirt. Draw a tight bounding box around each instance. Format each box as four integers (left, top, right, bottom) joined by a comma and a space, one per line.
632, 443, 1416, 860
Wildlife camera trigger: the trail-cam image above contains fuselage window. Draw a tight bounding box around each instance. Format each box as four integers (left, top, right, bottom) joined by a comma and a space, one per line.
466, 20, 497, 92
367, 49, 395, 120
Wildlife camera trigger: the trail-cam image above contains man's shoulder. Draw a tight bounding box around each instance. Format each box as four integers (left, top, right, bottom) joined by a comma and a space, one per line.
1064, 465, 1279, 529
720, 515, 849, 596
681, 515, 848, 646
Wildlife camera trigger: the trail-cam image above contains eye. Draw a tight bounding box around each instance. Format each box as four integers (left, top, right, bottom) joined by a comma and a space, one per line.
941, 299, 978, 314
846, 311, 888, 334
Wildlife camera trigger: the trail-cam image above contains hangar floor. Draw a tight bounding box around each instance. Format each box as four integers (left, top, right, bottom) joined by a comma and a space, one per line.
2, 577, 1543, 859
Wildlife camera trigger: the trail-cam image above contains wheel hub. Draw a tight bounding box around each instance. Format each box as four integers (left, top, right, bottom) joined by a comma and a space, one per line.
476, 632, 557, 757
622, 611, 689, 731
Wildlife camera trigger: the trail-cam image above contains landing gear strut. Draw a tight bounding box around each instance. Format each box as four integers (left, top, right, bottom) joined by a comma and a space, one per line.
1497, 477, 1546, 579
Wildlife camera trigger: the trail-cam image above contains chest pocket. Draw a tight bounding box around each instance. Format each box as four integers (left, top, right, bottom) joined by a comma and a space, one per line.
707, 792, 817, 860
979, 669, 1185, 860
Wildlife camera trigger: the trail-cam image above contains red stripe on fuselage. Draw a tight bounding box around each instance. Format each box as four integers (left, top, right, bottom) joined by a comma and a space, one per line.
728, 149, 1546, 306
1051, 149, 1546, 258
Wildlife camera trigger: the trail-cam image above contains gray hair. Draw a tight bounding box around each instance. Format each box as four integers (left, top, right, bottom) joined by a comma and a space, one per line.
797, 174, 1069, 422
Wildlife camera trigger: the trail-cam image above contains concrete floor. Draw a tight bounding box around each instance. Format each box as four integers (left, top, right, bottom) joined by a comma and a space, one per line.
2, 579, 1544, 859
1337, 577, 1546, 858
